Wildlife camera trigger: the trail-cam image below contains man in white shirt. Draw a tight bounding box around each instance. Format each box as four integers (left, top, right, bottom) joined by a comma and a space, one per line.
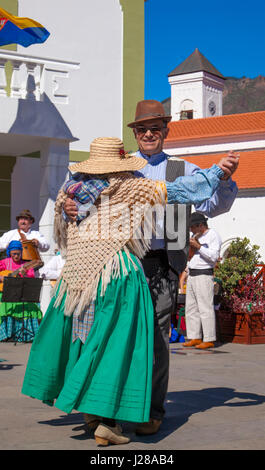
39, 250, 65, 280
0, 209, 50, 253
183, 212, 222, 349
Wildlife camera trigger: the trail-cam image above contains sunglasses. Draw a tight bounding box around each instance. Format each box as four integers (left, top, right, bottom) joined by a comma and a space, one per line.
134, 125, 166, 135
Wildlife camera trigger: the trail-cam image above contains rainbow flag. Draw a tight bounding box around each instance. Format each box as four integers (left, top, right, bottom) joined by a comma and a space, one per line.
0, 8, 50, 47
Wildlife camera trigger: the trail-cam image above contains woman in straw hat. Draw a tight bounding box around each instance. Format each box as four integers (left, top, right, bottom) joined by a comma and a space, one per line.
22, 137, 229, 446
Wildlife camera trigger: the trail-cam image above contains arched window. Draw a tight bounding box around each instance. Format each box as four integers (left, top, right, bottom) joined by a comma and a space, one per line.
179, 99, 194, 120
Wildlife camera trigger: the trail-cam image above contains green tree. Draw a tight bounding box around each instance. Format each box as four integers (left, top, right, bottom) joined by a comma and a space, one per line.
215, 237, 261, 296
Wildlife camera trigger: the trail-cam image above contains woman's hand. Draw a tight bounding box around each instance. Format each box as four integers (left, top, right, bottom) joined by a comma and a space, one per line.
63, 196, 78, 222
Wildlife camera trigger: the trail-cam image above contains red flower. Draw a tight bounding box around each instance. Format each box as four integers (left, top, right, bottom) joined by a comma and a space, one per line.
119, 148, 130, 159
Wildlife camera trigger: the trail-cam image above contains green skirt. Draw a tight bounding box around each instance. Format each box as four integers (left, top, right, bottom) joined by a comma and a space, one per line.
22, 252, 154, 423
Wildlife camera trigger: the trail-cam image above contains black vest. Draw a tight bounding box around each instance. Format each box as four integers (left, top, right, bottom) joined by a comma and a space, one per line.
164, 158, 191, 274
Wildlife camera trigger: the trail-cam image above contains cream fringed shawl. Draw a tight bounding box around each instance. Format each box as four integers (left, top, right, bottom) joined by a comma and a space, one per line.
53, 172, 167, 317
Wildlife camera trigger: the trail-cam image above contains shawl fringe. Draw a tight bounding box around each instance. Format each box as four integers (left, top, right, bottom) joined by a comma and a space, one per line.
54, 247, 139, 317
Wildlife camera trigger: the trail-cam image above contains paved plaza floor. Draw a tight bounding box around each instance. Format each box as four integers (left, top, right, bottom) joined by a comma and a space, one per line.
1, 340, 265, 451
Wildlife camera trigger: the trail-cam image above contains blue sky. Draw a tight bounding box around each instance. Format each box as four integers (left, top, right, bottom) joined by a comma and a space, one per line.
144, 0, 265, 102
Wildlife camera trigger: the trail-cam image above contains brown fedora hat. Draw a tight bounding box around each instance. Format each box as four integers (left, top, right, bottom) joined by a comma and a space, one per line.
16, 209, 35, 223
127, 100, 172, 128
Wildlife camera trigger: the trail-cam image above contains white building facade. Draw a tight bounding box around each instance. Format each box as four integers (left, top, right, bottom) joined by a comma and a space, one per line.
0, 0, 146, 312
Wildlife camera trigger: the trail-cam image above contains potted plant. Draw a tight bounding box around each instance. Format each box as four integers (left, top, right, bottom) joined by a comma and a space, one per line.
214, 237, 265, 344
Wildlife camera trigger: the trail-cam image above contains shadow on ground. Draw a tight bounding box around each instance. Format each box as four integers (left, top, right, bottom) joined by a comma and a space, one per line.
37, 387, 265, 443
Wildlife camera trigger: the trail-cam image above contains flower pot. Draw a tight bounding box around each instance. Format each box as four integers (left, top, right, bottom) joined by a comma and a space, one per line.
216, 311, 265, 345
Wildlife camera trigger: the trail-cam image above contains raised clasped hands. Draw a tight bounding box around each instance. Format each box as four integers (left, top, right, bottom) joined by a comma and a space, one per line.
217, 150, 240, 180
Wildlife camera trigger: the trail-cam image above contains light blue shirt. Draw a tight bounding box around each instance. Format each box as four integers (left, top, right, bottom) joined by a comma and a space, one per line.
135, 150, 238, 249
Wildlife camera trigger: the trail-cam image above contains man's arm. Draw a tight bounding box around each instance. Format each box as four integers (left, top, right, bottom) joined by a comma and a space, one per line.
190, 231, 222, 264
166, 165, 224, 205
185, 151, 239, 217
39, 256, 63, 279
30, 232, 50, 252
0, 230, 13, 251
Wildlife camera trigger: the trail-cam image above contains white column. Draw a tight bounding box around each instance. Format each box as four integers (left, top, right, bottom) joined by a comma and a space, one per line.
39, 139, 69, 314
0, 58, 7, 97
10, 60, 22, 98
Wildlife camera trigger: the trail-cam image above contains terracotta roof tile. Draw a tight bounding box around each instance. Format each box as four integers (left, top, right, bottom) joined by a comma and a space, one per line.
165, 111, 265, 143
177, 149, 265, 189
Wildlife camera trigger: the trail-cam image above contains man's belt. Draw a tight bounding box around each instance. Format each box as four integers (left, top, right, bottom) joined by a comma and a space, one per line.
189, 268, 214, 276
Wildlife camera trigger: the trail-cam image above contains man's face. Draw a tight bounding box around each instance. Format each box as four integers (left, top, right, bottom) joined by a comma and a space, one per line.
17, 217, 32, 232
190, 223, 204, 236
10, 250, 22, 263
133, 119, 169, 156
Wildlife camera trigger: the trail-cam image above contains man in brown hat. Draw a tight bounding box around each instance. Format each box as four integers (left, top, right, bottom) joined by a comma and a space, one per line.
125, 99, 239, 435
0, 209, 50, 253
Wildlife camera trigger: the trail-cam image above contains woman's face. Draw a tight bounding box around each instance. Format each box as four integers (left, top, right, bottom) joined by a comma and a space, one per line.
10, 250, 22, 263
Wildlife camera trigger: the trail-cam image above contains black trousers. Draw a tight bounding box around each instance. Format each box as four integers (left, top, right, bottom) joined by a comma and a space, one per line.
142, 250, 178, 421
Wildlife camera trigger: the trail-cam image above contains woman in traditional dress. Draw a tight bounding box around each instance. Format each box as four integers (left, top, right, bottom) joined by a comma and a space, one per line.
22, 137, 228, 446
0, 240, 35, 280
0, 241, 42, 342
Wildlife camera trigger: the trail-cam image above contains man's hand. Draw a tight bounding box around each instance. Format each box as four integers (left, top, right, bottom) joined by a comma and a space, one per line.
189, 237, 201, 251
218, 151, 240, 180
63, 196, 78, 222
31, 238, 39, 247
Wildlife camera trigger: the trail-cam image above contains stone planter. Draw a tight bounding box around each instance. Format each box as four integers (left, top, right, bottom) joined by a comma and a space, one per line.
216, 311, 265, 345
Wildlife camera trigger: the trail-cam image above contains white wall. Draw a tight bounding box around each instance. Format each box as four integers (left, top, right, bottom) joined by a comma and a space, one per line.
11, 156, 41, 229
18, 0, 123, 152
169, 72, 204, 121
203, 73, 224, 118
206, 195, 265, 263
164, 136, 265, 156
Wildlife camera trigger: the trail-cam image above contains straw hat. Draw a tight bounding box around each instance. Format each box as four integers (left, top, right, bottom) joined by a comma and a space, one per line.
69, 137, 147, 174
127, 100, 172, 128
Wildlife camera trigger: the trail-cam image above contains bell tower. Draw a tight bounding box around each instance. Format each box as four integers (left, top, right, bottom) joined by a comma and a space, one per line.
168, 48, 225, 121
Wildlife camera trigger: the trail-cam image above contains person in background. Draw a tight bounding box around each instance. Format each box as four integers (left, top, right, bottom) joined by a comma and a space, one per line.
0, 209, 50, 254
183, 212, 222, 350
179, 267, 188, 294
39, 249, 65, 282
0, 240, 42, 342
0, 240, 35, 281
